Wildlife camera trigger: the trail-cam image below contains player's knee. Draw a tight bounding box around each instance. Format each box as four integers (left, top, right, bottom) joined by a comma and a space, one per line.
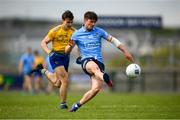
60, 77, 68, 85
92, 83, 103, 93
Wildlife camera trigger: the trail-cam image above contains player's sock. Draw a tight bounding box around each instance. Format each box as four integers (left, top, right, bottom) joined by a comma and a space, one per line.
41, 69, 47, 74
69, 102, 81, 112
60, 102, 68, 109
103, 73, 113, 88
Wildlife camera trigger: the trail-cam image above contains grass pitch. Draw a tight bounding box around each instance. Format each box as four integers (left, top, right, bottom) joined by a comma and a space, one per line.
0, 91, 180, 119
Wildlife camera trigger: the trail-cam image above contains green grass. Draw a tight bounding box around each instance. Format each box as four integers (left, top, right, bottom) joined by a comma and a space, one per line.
0, 91, 180, 119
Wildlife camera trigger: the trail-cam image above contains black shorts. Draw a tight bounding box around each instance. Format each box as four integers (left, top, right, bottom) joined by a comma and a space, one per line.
81, 57, 105, 76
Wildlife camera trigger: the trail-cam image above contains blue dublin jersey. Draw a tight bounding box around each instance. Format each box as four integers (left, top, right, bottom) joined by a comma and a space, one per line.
71, 26, 109, 63
20, 53, 34, 74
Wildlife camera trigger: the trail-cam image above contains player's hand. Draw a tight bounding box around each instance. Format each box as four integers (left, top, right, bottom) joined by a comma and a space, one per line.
65, 40, 75, 54
124, 52, 134, 62
76, 56, 82, 64
69, 39, 75, 47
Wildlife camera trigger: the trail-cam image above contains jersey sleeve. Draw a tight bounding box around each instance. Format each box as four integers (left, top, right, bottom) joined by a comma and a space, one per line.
20, 55, 25, 63
71, 32, 78, 41
47, 30, 55, 40
99, 28, 109, 41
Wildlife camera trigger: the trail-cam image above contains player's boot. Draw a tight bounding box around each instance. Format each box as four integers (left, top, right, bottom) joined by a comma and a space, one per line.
69, 102, 81, 112
103, 73, 113, 88
60, 102, 68, 109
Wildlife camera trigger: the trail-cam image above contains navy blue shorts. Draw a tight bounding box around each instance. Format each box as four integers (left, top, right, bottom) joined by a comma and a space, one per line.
33, 71, 42, 77
49, 52, 70, 72
81, 57, 105, 76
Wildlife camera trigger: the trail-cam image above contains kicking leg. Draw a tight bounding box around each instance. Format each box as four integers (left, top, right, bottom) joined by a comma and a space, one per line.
86, 61, 112, 88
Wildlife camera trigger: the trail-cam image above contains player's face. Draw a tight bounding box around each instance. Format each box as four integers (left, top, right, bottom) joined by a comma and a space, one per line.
62, 18, 73, 28
84, 19, 96, 31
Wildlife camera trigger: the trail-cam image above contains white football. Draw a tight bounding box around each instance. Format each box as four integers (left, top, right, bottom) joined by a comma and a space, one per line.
126, 63, 141, 78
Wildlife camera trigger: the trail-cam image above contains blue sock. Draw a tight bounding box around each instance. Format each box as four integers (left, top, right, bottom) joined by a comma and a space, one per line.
76, 102, 81, 107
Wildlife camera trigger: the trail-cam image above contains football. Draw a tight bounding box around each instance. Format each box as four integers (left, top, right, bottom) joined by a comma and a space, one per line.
126, 63, 141, 78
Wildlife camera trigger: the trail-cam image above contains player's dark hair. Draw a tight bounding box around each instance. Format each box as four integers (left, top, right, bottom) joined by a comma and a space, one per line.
84, 11, 98, 22
62, 10, 74, 20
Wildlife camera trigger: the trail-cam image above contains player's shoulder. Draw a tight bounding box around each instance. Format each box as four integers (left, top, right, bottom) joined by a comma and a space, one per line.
49, 25, 61, 32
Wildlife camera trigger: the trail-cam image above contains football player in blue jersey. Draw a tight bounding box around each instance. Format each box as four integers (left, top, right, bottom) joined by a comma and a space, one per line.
18, 47, 34, 94
66, 11, 134, 112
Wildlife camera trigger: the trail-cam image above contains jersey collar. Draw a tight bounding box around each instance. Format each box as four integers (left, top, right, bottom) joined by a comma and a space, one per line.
82, 25, 95, 32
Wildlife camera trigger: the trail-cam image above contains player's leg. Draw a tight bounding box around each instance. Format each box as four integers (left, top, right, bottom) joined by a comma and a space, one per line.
43, 53, 66, 87
32, 63, 61, 87
69, 75, 103, 112
22, 75, 27, 91
34, 75, 42, 93
54, 66, 69, 109
46, 53, 70, 109
24, 75, 33, 93
42, 69, 60, 87
85, 60, 112, 88
80, 76, 103, 105
30, 57, 60, 87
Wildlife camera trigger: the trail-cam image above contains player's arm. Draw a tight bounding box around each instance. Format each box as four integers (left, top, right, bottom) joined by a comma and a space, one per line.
75, 48, 82, 64
65, 39, 75, 54
108, 35, 134, 62
41, 35, 52, 55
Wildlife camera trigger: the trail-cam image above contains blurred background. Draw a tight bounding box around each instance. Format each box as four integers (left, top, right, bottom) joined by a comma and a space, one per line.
0, 0, 180, 93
